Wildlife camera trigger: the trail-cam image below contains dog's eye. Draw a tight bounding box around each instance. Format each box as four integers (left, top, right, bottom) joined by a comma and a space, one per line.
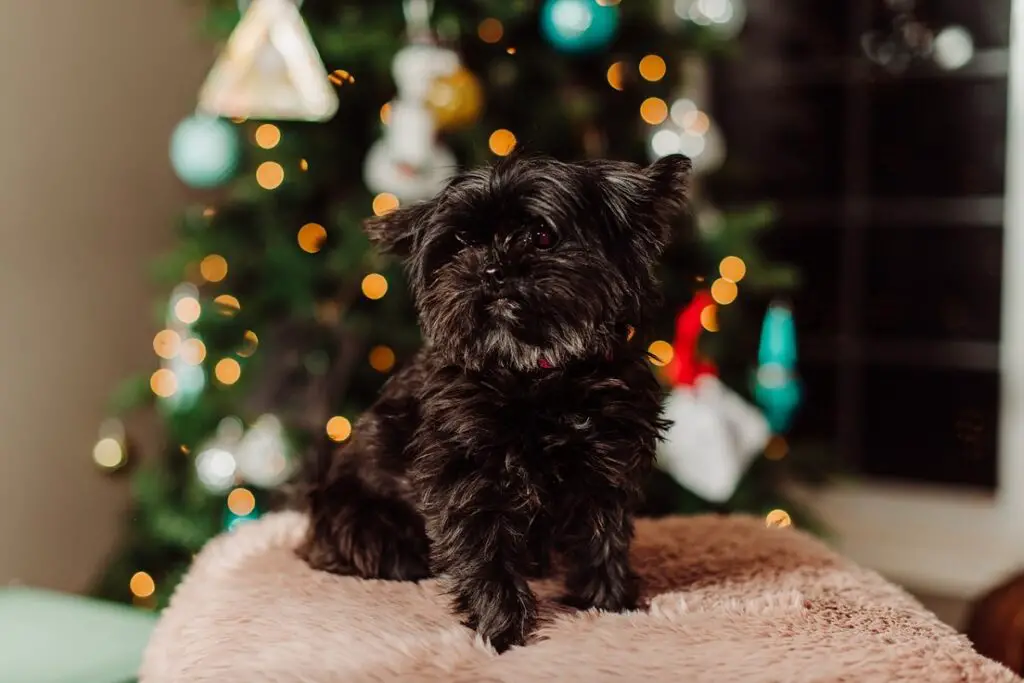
531, 226, 556, 250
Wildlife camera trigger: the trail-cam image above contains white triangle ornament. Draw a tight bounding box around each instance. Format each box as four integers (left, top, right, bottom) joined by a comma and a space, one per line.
197, 0, 338, 122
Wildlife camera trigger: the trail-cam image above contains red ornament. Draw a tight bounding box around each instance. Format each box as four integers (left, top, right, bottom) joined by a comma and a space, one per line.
664, 291, 717, 387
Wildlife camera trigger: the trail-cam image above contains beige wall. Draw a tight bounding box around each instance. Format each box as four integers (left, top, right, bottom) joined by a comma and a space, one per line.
0, 2, 209, 591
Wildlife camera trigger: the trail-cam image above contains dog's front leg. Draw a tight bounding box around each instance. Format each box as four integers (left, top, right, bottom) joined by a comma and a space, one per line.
421, 477, 536, 653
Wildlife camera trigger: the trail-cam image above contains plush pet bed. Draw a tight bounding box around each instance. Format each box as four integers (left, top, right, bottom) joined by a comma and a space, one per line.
140, 511, 1019, 682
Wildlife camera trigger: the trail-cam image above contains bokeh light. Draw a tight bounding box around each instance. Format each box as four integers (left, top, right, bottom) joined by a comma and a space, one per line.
256, 161, 285, 190
719, 255, 746, 283
215, 358, 242, 385
478, 17, 504, 43
639, 55, 667, 82
700, 303, 719, 332
326, 416, 352, 442
369, 345, 396, 373
640, 97, 669, 125
130, 571, 156, 598
254, 124, 281, 149
297, 223, 327, 254
227, 487, 257, 516
214, 294, 241, 316
765, 436, 789, 461
199, 254, 228, 283
361, 273, 388, 300
372, 193, 400, 217
765, 509, 792, 528
238, 330, 258, 358
607, 61, 625, 91
711, 278, 738, 305
150, 369, 178, 398
380, 102, 392, 125
648, 340, 674, 367
173, 296, 201, 324
489, 129, 517, 156
153, 329, 181, 359
180, 338, 207, 366
328, 69, 355, 86
93, 437, 125, 470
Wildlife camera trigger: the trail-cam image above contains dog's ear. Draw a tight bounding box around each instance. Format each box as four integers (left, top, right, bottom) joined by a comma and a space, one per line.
641, 154, 692, 244
362, 199, 435, 258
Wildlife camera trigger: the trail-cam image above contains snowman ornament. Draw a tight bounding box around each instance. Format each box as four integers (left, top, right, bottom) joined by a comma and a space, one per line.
656, 291, 772, 503
364, 37, 461, 202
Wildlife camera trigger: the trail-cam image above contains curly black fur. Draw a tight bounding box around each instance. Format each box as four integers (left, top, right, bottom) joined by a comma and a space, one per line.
298, 152, 692, 653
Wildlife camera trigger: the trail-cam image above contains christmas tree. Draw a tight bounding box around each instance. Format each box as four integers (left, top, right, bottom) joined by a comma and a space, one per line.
94, 0, 832, 609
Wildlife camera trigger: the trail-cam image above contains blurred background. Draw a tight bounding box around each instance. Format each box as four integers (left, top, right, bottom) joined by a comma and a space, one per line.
2, 0, 1023, 672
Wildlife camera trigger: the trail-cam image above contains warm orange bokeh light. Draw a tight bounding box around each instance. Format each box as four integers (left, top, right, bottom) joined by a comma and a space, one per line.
256, 161, 285, 190
361, 273, 388, 300
489, 129, 517, 156
130, 571, 156, 598
215, 358, 242, 385
227, 487, 257, 516
297, 223, 327, 254
153, 329, 181, 359
199, 254, 228, 283
254, 123, 281, 149
647, 340, 674, 367
711, 278, 738, 305
326, 416, 353, 442
372, 193, 400, 217
638, 55, 667, 82
719, 256, 747, 283
700, 303, 719, 332
369, 345, 396, 373
150, 369, 178, 398
478, 18, 504, 43
606, 61, 625, 91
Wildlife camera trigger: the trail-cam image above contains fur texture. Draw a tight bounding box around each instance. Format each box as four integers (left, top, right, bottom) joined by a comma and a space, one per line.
298, 153, 692, 652
142, 512, 1019, 683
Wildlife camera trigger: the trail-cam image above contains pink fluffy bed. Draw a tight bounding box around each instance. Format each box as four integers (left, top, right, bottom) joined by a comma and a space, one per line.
140, 511, 1019, 682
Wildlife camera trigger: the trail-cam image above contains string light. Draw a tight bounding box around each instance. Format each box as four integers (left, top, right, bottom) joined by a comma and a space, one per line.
214, 294, 241, 316
215, 358, 242, 385
765, 436, 789, 461
297, 223, 327, 253
93, 437, 126, 470
254, 124, 281, 149
227, 487, 257, 516
719, 256, 746, 283
489, 129, 517, 156
199, 254, 228, 283
478, 18, 504, 43
180, 338, 207, 365
606, 61, 625, 90
647, 340, 674, 367
238, 330, 259, 358
202, 207, 217, 218
328, 69, 355, 86
299, 158, 309, 172
369, 345, 396, 373
380, 102, 392, 125
700, 303, 719, 332
130, 571, 156, 598
640, 97, 668, 125
372, 193, 400, 216
173, 296, 201, 324
150, 369, 178, 398
256, 161, 285, 190
765, 509, 792, 528
638, 55, 667, 82
153, 329, 181, 359
506, 47, 517, 55
361, 273, 388, 300
710, 278, 738, 305
326, 416, 352, 442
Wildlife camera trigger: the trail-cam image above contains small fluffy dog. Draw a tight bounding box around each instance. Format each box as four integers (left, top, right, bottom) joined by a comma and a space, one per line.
299, 152, 692, 652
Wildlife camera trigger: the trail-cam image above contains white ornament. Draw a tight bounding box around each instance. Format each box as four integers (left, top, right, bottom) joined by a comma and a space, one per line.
364, 139, 457, 202
656, 375, 771, 503
363, 37, 461, 199
197, 0, 338, 121
235, 414, 293, 488
195, 447, 238, 493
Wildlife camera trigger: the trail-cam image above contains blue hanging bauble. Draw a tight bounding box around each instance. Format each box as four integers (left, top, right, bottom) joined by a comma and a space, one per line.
754, 301, 801, 433
758, 301, 797, 369
540, 0, 619, 53
169, 114, 240, 189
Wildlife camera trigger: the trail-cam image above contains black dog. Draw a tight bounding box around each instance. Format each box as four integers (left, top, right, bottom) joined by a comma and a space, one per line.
299, 152, 692, 652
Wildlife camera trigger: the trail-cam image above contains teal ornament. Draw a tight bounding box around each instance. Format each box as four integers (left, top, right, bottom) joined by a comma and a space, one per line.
754, 302, 801, 433
540, 0, 619, 53
225, 510, 260, 531
169, 114, 240, 189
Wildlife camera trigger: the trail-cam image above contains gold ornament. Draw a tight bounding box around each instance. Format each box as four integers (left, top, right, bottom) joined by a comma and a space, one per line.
426, 67, 483, 131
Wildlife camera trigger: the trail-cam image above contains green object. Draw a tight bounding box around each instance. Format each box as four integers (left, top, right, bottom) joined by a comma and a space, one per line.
96, 0, 836, 609
0, 588, 156, 683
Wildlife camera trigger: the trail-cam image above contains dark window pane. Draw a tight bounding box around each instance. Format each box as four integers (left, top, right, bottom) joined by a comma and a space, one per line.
863, 226, 1002, 341
759, 223, 842, 336
740, 0, 849, 64
896, 0, 1011, 50
788, 361, 838, 443
867, 79, 1007, 197
861, 365, 998, 489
